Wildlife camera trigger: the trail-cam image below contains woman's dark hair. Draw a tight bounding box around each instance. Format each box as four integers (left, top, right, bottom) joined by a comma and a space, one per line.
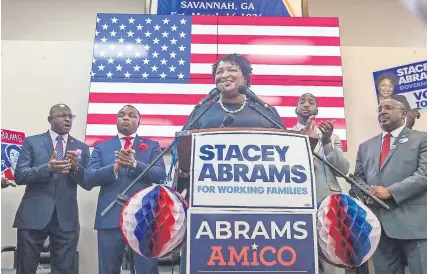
212, 53, 253, 87
5, 144, 20, 163
376, 73, 398, 88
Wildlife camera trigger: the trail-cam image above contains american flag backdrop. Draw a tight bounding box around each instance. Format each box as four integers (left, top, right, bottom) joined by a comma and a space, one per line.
88, 14, 347, 150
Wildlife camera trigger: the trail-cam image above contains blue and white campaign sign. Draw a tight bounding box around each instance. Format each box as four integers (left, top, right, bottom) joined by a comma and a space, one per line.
373, 60, 427, 110
157, 0, 301, 17
187, 211, 318, 274
1, 129, 25, 181
190, 131, 315, 210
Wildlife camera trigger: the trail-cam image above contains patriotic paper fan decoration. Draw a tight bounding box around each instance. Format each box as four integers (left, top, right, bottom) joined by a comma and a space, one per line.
120, 185, 188, 258
317, 194, 381, 268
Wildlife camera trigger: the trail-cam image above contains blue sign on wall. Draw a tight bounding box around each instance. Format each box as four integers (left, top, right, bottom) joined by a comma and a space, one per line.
188, 211, 317, 274
157, 0, 295, 17
1, 129, 25, 181
373, 60, 427, 110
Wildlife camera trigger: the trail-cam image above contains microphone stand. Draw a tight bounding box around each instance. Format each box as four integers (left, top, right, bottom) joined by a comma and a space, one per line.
101, 94, 220, 216
99, 95, 220, 274
348, 173, 371, 274
247, 101, 390, 210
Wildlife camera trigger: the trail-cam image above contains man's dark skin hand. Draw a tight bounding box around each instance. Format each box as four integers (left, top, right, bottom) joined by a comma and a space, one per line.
304, 115, 320, 150
365, 185, 392, 204
113, 149, 136, 172
2, 177, 16, 188
48, 151, 72, 173
65, 151, 79, 171
318, 120, 336, 145
406, 108, 421, 129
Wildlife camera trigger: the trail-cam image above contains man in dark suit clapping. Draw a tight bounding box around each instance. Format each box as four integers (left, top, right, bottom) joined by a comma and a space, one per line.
13, 104, 90, 274
83, 105, 166, 274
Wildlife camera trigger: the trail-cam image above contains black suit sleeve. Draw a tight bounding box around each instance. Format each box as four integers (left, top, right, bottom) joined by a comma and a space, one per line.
14, 138, 51, 185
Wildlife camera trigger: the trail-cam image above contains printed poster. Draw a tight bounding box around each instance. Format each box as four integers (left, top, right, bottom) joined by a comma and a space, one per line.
1, 129, 25, 181
373, 60, 427, 110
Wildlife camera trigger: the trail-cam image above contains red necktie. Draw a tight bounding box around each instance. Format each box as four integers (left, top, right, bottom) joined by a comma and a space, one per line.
123, 136, 133, 150
380, 133, 391, 168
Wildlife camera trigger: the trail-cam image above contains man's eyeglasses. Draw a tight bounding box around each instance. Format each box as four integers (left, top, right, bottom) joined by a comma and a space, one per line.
51, 114, 76, 120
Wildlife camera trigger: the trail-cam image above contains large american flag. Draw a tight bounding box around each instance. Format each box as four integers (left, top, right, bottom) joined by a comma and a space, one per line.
87, 14, 347, 150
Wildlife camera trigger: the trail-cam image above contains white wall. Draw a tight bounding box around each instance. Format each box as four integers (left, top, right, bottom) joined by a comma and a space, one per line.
1, 0, 427, 273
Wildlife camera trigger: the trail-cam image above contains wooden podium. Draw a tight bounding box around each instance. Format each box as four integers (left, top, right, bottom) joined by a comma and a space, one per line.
178, 128, 318, 274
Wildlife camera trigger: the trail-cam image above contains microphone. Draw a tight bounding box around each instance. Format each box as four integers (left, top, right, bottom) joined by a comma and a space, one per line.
195, 84, 225, 109
237, 85, 270, 109
220, 114, 235, 128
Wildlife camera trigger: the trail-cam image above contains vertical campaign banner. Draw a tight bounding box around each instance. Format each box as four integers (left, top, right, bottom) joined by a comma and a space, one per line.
1, 129, 25, 181
187, 211, 318, 274
373, 60, 427, 110
157, 0, 305, 17
190, 131, 316, 210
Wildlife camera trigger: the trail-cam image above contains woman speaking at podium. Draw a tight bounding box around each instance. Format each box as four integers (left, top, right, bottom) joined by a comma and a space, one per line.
178, 53, 288, 274
183, 53, 285, 129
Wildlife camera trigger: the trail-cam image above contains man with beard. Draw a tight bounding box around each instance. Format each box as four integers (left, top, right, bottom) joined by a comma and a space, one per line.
292, 93, 349, 274
83, 105, 166, 274
353, 99, 427, 274
13, 104, 90, 274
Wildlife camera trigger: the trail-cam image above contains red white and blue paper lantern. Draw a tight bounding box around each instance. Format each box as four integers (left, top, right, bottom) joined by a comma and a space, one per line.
120, 185, 188, 258
317, 194, 381, 268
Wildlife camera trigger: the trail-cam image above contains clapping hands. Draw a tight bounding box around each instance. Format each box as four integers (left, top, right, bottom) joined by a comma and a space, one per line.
304, 115, 317, 138
48, 151, 72, 173
113, 149, 136, 172
65, 151, 79, 171
318, 120, 335, 144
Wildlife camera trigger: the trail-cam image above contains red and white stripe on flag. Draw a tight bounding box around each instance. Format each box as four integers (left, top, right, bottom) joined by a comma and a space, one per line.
86, 15, 347, 150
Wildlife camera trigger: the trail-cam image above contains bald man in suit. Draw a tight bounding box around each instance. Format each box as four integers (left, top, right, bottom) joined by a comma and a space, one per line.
353, 99, 427, 274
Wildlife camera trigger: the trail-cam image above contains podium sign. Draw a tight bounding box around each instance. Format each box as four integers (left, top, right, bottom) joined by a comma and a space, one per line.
190, 131, 316, 210
187, 211, 318, 274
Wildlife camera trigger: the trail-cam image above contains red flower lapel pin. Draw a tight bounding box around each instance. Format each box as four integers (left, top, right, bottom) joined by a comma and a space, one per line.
139, 142, 148, 150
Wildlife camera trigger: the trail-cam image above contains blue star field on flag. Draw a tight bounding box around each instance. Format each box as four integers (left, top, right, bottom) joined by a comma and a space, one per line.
91, 14, 192, 83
